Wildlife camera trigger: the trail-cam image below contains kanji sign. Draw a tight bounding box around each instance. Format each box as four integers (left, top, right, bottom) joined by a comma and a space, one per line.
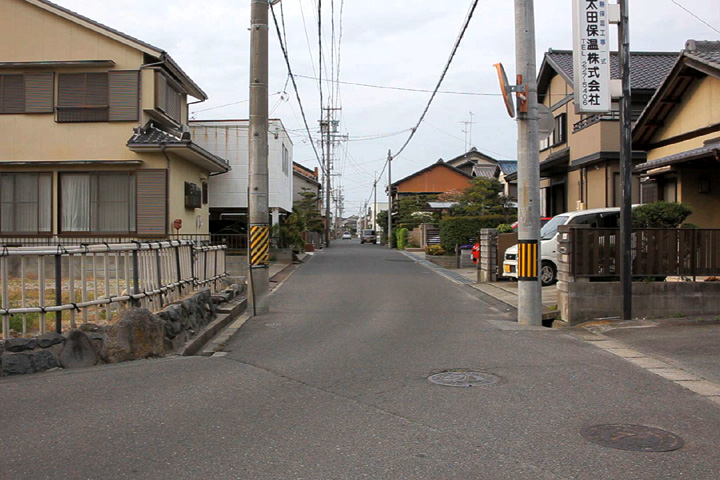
572, 0, 611, 112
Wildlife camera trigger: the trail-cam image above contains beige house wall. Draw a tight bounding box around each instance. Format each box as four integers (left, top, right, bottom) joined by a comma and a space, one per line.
0, 0, 215, 236
540, 74, 572, 163
678, 168, 720, 227
647, 76, 720, 161
585, 166, 607, 208
567, 170, 581, 210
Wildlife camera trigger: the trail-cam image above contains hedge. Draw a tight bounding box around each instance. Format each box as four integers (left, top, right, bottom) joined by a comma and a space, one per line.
396, 228, 408, 250
439, 215, 510, 251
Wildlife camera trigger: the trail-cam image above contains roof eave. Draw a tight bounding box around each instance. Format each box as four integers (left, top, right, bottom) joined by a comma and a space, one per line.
127, 142, 230, 173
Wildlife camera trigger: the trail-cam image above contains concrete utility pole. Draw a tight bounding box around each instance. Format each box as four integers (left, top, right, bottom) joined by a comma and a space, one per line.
323, 109, 332, 247
618, 0, 632, 320
247, 0, 273, 315
514, 0, 542, 326
387, 150, 392, 248
373, 172, 377, 230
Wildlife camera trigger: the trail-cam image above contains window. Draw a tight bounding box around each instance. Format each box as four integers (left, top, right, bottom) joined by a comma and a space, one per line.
282, 145, 289, 175
641, 180, 658, 204
184, 182, 201, 209
0, 73, 54, 114
57, 71, 138, 123
539, 113, 567, 151
60, 173, 136, 233
155, 71, 182, 123
0, 173, 52, 234
202, 182, 209, 205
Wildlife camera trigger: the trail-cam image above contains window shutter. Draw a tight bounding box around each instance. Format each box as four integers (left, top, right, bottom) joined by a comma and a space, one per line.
155, 71, 167, 113
136, 169, 167, 236
86, 72, 108, 106
109, 70, 139, 121
1, 75, 25, 114
57, 73, 86, 107
25, 73, 54, 113
166, 85, 182, 122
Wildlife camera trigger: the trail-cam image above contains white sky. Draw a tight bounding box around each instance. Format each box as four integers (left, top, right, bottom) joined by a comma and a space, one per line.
56, 0, 720, 216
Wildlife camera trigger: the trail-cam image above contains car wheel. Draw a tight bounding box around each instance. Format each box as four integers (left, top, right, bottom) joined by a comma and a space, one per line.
541, 261, 557, 286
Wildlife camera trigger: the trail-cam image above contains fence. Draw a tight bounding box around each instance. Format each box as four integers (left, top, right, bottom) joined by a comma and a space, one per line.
567, 227, 720, 279
0, 240, 227, 340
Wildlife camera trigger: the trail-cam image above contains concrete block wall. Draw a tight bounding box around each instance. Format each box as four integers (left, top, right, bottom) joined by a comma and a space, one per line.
479, 228, 497, 282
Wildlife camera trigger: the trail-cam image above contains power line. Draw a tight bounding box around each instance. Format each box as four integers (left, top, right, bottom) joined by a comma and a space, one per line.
270, 4, 326, 175
669, 0, 720, 34
294, 74, 500, 96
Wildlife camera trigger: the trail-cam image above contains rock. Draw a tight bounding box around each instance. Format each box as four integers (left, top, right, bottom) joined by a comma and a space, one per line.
36, 332, 65, 349
78, 323, 110, 333
102, 308, 165, 363
4, 338, 38, 352
59, 331, 98, 369
1, 351, 59, 376
157, 304, 186, 339
87, 333, 107, 357
164, 330, 188, 353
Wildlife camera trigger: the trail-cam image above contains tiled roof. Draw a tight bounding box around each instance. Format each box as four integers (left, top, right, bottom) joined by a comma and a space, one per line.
497, 161, 518, 175
472, 165, 497, 179
685, 40, 720, 70
546, 50, 679, 90
128, 125, 184, 145
635, 143, 720, 172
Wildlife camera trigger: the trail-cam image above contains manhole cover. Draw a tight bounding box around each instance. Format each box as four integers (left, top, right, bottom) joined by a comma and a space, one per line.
427, 371, 499, 387
581, 424, 684, 452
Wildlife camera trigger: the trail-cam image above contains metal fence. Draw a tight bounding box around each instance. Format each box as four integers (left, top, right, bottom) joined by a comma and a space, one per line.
0, 240, 227, 340
179, 234, 248, 251
570, 228, 720, 279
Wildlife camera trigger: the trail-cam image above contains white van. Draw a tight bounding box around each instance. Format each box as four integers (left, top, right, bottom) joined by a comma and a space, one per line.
503, 207, 621, 286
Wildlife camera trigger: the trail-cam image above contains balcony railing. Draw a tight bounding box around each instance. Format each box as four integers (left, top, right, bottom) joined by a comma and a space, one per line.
573, 111, 620, 133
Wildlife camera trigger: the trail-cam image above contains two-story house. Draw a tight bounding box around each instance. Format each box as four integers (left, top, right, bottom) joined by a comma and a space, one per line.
445, 147, 518, 201
505, 48, 678, 216
390, 159, 474, 204
634, 40, 720, 227
0, 0, 228, 241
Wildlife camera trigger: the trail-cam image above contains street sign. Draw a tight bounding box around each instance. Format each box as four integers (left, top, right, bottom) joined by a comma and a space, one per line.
493, 63, 515, 118
537, 104, 555, 141
572, 0, 611, 112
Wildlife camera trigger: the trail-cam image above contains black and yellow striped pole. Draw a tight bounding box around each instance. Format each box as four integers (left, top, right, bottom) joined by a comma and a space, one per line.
249, 225, 271, 268
517, 240, 538, 281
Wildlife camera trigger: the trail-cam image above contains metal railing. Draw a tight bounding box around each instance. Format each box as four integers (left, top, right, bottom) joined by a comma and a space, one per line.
568, 228, 720, 279
178, 234, 248, 251
0, 240, 227, 339
572, 111, 620, 133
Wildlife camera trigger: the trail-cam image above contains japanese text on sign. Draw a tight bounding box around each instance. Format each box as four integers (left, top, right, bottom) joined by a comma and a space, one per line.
572, 0, 611, 112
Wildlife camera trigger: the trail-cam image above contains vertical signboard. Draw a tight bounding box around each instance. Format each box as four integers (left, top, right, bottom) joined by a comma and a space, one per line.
572, 0, 611, 112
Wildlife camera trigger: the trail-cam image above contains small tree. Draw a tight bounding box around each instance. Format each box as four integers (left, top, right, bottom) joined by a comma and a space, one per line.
632, 201, 692, 228
294, 188, 324, 233
451, 178, 510, 218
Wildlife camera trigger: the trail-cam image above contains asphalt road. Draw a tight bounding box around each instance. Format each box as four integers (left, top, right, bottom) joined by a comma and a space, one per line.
2, 240, 720, 479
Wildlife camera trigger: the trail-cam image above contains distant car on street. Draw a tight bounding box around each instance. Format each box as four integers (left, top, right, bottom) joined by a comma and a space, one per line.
360, 229, 377, 244
342, 232, 352, 240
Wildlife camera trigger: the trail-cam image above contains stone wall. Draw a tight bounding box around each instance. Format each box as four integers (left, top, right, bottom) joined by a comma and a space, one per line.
1, 280, 245, 377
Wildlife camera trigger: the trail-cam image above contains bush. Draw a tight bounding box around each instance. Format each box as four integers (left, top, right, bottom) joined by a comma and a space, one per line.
396, 228, 408, 250
426, 245, 446, 256
496, 223, 514, 234
439, 215, 509, 251
632, 201, 692, 228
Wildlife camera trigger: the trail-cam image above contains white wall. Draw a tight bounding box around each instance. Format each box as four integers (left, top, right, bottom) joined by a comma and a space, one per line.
189, 119, 293, 213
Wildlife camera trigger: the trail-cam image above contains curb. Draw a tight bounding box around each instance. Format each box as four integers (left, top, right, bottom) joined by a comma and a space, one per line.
177, 297, 247, 356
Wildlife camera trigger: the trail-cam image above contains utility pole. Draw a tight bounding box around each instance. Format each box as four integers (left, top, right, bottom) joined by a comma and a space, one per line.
619, 0, 632, 320
387, 150, 392, 248
323, 109, 332, 247
514, 0, 542, 326
373, 172, 377, 230
247, 0, 274, 315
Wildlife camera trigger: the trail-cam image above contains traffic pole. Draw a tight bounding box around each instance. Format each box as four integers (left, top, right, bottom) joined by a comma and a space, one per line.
248, 0, 271, 315
514, 0, 542, 326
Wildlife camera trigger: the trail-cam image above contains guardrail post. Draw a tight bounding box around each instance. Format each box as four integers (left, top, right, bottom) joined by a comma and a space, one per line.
2, 255, 9, 339
214, 248, 218, 291
55, 253, 62, 334
175, 243, 183, 295
155, 244, 164, 308
131, 246, 140, 307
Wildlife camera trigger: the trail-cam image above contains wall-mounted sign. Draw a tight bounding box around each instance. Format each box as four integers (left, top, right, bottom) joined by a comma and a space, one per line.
572, 0, 611, 112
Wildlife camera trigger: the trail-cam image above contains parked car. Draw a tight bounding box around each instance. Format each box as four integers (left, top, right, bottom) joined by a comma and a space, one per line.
503, 208, 621, 286
511, 217, 553, 231
342, 232, 352, 240
360, 229, 377, 244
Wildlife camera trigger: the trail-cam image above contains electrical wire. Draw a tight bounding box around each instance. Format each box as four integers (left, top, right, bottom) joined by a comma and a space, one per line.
669, 0, 720, 34
293, 74, 501, 96
270, 4, 326, 175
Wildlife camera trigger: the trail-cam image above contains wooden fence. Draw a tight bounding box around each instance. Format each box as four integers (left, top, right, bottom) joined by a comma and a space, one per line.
569, 227, 720, 279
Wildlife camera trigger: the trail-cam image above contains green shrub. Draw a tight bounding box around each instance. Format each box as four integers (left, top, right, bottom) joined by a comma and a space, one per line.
426, 245, 446, 256
496, 223, 514, 234
632, 201, 692, 228
396, 228, 408, 250
439, 215, 508, 251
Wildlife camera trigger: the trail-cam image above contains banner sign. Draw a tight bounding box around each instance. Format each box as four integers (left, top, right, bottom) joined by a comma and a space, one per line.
572, 0, 611, 112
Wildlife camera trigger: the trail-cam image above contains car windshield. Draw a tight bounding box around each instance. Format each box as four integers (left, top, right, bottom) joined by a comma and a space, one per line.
540, 215, 569, 240
363, 230, 375, 235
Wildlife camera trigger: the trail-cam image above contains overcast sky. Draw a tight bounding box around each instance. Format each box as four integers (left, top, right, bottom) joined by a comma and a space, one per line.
58, 0, 720, 215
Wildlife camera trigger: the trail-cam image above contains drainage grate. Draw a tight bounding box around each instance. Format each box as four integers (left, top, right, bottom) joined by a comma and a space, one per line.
581, 424, 684, 452
428, 370, 499, 387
